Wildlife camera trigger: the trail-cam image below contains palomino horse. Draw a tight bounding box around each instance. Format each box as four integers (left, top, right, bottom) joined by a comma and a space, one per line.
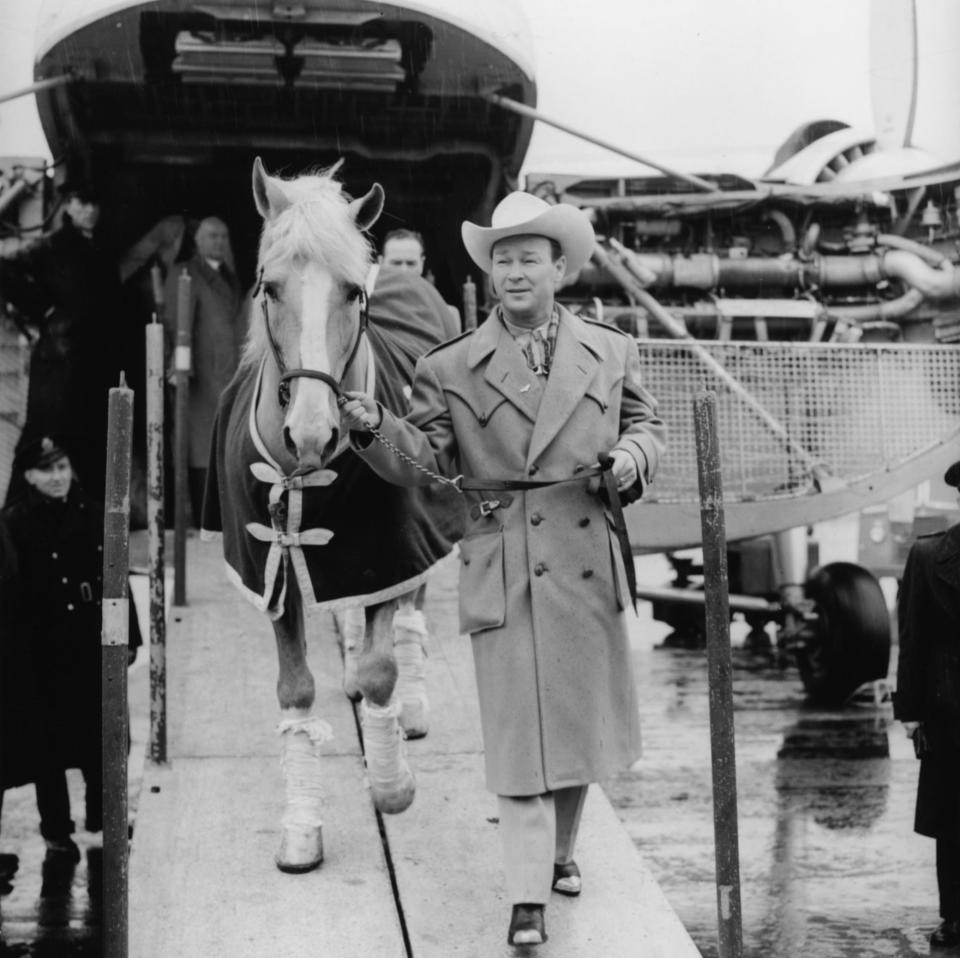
202, 158, 461, 872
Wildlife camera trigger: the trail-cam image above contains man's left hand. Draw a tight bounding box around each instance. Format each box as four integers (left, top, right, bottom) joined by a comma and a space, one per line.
608, 449, 638, 491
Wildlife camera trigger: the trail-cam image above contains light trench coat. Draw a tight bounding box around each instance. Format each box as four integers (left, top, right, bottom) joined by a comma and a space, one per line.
356, 306, 667, 795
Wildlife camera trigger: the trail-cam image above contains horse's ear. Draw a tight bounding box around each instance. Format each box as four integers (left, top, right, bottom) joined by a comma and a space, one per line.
252, 156, 291, 220
348, 183, 384, 232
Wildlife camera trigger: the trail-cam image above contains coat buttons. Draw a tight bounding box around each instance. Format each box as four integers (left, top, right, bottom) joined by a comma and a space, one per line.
582, 569, 594, 579
528, 464, 539, 476
579, 517, 590, 527
534, 562, 547, 576
531, 513, 543, 526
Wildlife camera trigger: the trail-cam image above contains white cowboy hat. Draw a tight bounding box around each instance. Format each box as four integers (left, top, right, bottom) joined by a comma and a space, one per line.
461, 191, 595, 278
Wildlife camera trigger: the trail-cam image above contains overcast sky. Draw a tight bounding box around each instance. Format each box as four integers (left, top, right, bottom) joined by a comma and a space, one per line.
0, 0, 877, 178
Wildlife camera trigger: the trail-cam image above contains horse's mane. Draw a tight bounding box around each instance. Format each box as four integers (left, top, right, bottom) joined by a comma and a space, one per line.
242, 164, 374, 367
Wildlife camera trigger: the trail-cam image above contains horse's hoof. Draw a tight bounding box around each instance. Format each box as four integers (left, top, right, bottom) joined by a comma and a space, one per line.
275, 825, 323, 873
399, 698, 429, 740
371, 770, 416, 815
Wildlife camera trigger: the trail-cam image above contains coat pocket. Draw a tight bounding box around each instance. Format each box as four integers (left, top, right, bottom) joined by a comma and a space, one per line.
458, 532, 506, 633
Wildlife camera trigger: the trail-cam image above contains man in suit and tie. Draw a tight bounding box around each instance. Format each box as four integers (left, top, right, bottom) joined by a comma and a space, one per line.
164, 216, 245, 525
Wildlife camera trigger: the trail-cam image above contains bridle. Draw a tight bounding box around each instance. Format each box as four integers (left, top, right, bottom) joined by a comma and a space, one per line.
254, 266, 369, 409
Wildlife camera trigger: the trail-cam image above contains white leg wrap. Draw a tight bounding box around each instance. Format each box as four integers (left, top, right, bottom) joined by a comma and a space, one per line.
361, 700, 415, 815
336, 606, 365, 701
393, 607, 430, 740
274, 713, 332, 873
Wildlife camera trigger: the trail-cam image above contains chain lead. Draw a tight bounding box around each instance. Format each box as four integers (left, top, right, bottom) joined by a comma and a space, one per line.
365, 422, 463, 492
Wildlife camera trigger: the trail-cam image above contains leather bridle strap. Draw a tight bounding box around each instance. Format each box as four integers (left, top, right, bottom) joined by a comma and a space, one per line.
257, 271, 369, 408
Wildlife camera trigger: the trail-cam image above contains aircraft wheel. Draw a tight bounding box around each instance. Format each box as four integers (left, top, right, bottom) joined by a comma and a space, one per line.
795, 562, 891, 705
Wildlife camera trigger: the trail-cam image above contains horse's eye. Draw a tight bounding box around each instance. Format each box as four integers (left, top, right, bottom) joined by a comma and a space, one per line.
346, 285, 362, 303
263, 281, 280, 302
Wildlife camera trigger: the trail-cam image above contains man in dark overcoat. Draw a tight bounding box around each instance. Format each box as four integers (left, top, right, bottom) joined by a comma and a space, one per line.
163, 216, 245, 525
0, 434, 140, 862
895, 458, 960, 950
343, 191, 666, 946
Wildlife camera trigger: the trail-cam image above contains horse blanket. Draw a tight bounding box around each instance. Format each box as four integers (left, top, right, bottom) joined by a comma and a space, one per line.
201, 270, 464, 617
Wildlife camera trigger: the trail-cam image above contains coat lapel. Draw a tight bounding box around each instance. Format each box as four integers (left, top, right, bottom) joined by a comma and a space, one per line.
469, 312, 544, 424
527, 309, 602, 468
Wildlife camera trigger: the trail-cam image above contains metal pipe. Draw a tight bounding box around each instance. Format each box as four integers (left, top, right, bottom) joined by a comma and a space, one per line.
484, 92, 718, 193
634, 584, 780, 613
693, 390, 744, 958
102, 375, 134, 958
0, 74, 73, 106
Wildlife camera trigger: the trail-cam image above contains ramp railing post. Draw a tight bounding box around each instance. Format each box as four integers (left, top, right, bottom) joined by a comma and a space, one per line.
146, 318, 167, 764
103, 374, 134, 958
693, 389, 744, 958
173, 269, 191, 606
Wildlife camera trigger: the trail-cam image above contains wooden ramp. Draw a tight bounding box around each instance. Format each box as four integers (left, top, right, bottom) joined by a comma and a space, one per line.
129, 538, 699, 958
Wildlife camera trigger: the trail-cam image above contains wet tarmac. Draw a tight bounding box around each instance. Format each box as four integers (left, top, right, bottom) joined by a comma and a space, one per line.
608, 551, 942, 958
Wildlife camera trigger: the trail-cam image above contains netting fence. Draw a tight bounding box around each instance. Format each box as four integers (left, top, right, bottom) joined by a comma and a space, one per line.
635, 340, 960, 503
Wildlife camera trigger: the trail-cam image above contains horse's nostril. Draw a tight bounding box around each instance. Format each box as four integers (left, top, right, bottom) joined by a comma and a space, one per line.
323, 429, 340, 461
283, 426, 297, 456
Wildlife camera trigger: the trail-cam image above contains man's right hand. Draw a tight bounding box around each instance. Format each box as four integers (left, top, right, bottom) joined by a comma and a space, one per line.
341, 391, 381, 431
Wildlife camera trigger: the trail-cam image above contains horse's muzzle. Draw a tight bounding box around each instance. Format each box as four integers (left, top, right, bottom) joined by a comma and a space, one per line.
284, 424, 340, 470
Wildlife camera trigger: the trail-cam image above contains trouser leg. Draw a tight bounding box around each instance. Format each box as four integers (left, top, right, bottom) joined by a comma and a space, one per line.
498, 793, 555, 905
82, 763, 103, 832
554, 784, 588, 865
937, 838, 960, 920
35, 770, 74, 840
188, 467, 207, 528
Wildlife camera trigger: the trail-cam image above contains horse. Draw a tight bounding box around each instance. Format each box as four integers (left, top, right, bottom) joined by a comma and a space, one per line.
202, 157, 462, 873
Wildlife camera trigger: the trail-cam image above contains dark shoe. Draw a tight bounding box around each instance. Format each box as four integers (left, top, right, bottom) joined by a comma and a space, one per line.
44, 838, 81, 864
552, 860, 582, 897
508, 903, 547, 947
931, 919, 960, 948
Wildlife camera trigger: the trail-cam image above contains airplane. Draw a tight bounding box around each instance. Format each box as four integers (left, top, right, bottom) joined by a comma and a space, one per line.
0, 0, 957, 705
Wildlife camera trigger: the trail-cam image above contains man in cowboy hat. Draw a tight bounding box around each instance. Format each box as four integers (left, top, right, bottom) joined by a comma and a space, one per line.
343, 191, 666, 947
895, 457, 960, 950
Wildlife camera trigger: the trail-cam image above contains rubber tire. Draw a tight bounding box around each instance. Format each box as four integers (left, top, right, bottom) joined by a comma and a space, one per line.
795, 561, 891, 705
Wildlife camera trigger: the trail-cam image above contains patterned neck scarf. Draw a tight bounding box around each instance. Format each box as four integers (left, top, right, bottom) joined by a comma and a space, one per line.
499, 307, 560, 378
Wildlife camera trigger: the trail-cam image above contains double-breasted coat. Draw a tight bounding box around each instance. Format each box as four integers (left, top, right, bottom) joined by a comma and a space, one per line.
356, 306, 666, 796
0, 485, 142, 788
164, 253, 245, 467
894, 522, 960, 842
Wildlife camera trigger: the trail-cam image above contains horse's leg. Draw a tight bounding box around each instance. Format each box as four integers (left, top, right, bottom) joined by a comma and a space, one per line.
357, 600, 416, 814
273, 585, 329, 873
336, 605, 365, 702
392, 588, 430, 739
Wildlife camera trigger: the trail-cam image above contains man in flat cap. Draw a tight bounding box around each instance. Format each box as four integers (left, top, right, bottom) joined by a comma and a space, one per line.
342, 191, 666, 947
895, 458, 960, 949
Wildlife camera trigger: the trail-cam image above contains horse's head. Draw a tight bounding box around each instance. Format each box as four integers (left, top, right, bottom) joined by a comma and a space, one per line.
249, 156, 384, 471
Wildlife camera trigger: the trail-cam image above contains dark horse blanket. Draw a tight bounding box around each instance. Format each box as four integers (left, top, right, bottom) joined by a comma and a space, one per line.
201, 270, 464, 617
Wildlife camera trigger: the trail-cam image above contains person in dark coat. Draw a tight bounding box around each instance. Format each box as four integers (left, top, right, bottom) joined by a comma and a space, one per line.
163, 216, 246, 525
894, 458, 960, 950
0, 184, 127, 506
0, 434, 140, 862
